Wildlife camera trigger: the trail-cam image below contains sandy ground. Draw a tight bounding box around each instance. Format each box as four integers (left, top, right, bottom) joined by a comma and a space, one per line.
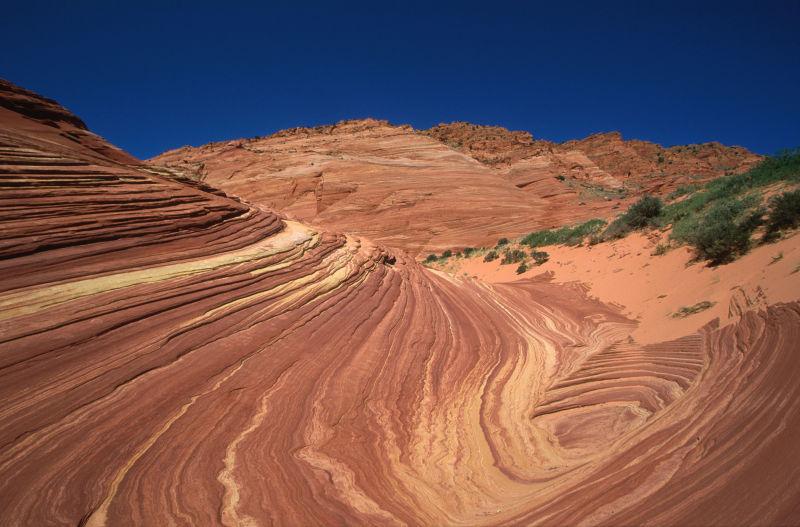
444, 231, 800, 343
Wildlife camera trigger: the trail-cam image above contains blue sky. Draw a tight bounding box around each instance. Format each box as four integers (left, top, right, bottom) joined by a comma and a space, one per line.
2, 0, 798, 158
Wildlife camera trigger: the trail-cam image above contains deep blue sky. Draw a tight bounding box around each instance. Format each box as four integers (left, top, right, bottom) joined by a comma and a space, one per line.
2, 1, 798, 159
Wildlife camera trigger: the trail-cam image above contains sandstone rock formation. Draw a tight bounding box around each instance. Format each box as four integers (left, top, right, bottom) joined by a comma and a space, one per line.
1, 79, 799, 526
151, 120, 759, 255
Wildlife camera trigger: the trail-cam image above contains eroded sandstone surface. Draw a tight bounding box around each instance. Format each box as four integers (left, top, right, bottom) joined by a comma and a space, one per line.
1, 79, 799, 526
151, 120, 760, 254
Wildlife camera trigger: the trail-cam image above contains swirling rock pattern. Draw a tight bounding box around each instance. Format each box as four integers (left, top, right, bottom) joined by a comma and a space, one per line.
1, 79, 799, 526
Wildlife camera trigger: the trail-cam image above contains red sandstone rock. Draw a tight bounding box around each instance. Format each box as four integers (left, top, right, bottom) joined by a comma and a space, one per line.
151, 120, 759, 254
1, 78, 798, 527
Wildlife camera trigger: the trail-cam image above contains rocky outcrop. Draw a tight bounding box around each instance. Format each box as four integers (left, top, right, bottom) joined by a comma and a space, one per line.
151, 119, 580, 255
152, 121, 759, 254
2, 79, 799, 526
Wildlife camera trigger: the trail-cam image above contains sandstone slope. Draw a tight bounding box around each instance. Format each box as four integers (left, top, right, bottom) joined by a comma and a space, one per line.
151, 121, 759, 255
1, 79, 799, 526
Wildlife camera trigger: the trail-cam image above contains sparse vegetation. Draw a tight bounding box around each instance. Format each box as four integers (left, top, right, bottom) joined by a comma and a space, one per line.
652, 243, 669, 256
531, 250, 549, 265
667, 184, 701, 200
425, 254, 438, 263
593, 150, 800, 263
671, 196, 764, 264
521, 219, 606, 248
441, 249, 452, 258
448, 151, 799, 268
764, 189, 800, 240
672, 300, 716, 318
516, 262, 528, 274
501, 249, 526, 265
601, 195, 663, 241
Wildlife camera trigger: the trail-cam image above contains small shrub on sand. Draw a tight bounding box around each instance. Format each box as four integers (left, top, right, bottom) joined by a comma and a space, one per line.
672, 300, 715, 318
483, 250, 499, 262
672, 196, 763, 264
516, 262, 528, 274
501, 249, 526, 265
764, 189, 800, 240
521, 219, 606, 248
531, 250, 549, 265
652, 243, 669, 256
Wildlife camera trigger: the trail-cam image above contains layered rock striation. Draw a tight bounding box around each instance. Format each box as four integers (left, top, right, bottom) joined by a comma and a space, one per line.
0, 79, 798, 526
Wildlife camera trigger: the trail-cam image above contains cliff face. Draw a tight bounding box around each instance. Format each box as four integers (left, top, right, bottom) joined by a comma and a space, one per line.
2, 79, 799, 527
151, 120, 760, 254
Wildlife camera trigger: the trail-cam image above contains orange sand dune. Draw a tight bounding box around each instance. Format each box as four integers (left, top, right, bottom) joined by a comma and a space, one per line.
1, 79, 799, 526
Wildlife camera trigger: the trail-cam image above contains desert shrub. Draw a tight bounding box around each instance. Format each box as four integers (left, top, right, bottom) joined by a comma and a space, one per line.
531, 250, 549, 265
462, 247, 476, 257
600, 195, 663, 240
521, 219, 606, 248
501, 249, 526, 265
764, 189, 800, 239
441, 249, 452, 258
555, 175, 566, 181
424, 254, 438, 263
483, 250, 499, 262
672, 300, 715, 318
671, 196, 764, 264
662, 149, 800, 226
652, 243, 669, 256
623, 195, 663, 228
516, 262, 528, 274
496, 238, 509, 247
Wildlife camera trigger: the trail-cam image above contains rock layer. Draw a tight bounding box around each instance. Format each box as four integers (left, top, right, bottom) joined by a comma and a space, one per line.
1, 79, 799, 526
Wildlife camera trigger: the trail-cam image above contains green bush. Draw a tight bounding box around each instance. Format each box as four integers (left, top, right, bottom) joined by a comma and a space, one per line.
496, 238, 509, 247
501, 249, 526, 265
671, 196, 764, 264
623, 195, 663, 228
652, 243, 669, 256
662, 149, 800, 226
441, 249, 452, 258
601, 195, 663, 240
765, 189, 800, 239
531, 250, 549, 265
483, 250, 499, 262
424, 254, 438, 263
516, 262, 528, 274
602, 217, 632, 240
521, 219, 606, 248
462, 247, 476, 257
